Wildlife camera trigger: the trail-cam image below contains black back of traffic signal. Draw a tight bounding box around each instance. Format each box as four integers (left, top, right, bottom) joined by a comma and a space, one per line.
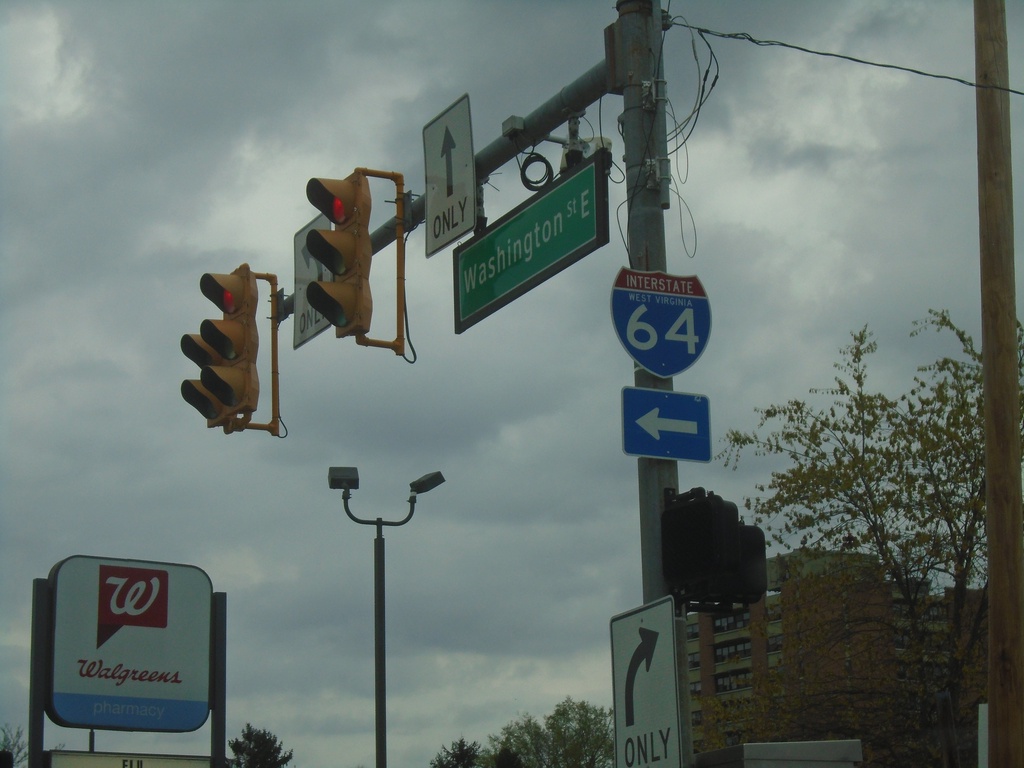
661, 486, 767, 610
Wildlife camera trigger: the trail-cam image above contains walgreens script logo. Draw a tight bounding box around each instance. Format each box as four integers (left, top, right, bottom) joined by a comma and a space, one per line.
96, 565, 169, 648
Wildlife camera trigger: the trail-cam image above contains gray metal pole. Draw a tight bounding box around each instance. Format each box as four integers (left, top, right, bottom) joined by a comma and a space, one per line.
340, 478, 428, 768
211, 592, 228, 768
373, 527, 387, 768
615, 0, 677, 607
615, 3, 693, 765
28, 579, 49, 768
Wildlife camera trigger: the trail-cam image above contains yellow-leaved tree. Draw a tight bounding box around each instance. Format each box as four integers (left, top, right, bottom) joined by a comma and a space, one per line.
716, 311, 1021, 768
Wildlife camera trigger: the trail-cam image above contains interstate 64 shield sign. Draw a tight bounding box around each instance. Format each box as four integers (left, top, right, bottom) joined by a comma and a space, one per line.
611, 268, 711, 378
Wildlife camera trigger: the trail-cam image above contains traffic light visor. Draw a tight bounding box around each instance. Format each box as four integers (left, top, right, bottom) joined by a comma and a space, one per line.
180, 333, 215, 367
200, 272, 246, 313
200, 318, 245, 360
306, 229, 359, 276
307, 178, 358, 226
306, 280, 365, 329
181, 379, 221, 420
201, 365, 248, 408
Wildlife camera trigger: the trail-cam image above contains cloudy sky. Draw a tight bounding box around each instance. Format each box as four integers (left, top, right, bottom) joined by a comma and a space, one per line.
2, 1, 1021, 766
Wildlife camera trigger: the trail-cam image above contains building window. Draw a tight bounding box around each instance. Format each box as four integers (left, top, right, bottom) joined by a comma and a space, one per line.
714, 669, 753, 694
714, 639, 752, 664
767, 634, 783, 654
690, 679, 701, 696
688, 651, 701, 670
712, 609, 751, 634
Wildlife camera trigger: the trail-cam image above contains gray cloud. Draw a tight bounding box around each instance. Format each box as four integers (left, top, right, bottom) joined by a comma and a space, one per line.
2, 2, 1021, 767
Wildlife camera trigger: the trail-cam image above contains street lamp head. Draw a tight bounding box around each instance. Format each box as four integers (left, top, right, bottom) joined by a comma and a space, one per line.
409, 471, 445, 495
328, 466, 360, 490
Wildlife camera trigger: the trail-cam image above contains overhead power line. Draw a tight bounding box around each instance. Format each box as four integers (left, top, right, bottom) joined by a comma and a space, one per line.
674, 21, 1024, 97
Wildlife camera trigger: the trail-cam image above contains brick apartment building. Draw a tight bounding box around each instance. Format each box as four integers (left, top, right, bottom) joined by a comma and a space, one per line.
684, 549, 986, 763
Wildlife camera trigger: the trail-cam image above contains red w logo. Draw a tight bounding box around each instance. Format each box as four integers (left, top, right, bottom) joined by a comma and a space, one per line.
96, 565, 169, 647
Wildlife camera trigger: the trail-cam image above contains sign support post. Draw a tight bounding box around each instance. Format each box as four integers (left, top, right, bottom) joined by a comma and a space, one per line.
211, 592, 227, 768
28, 578, 50, 768
613, 2, 693, 764
616, 0, 676, 610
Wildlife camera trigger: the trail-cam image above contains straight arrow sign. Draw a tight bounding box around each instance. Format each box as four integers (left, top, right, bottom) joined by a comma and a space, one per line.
423, 94, 475, 257
441, 126, 456, 197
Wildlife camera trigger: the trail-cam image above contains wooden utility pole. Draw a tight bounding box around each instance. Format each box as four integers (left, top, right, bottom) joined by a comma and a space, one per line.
974, 0, 1023, 765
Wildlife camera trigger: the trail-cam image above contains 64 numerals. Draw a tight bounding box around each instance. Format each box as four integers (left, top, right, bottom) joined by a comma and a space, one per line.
624, 304, 699, 354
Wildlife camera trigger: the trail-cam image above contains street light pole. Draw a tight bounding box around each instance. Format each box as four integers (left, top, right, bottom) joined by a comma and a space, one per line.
372, 524, 386, 768
329, 468, 445, 768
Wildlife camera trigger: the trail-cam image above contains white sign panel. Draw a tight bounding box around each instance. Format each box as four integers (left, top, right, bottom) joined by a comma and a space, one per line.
49, 556, 213, 732
51, 752, 210, 768
293, 213, 332, 349
423, 93, 475, 257
610, 597, 683, 768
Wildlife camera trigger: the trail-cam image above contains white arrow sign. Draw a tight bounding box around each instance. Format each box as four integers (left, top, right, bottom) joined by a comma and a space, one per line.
423, 94, 475, 257
636, 408, 698, 440
610, 597, 683, 768
621, 387, 712, 462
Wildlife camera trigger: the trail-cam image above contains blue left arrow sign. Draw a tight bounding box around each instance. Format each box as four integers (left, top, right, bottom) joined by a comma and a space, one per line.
622, 387, 711, 462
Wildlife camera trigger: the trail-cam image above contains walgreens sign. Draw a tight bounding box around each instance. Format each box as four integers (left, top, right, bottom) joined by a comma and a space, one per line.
48, 556, 212, 732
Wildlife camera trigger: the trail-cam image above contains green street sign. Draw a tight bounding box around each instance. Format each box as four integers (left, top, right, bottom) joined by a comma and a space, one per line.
453, 149, 610, 333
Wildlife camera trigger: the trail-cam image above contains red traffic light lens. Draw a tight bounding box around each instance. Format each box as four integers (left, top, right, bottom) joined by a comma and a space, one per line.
200, 272, 244, 314
307, 177, 361, 226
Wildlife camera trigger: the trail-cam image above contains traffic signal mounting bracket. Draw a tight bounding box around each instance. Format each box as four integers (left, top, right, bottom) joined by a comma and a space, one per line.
352, 167, 407, 358
241, 269, 282, 436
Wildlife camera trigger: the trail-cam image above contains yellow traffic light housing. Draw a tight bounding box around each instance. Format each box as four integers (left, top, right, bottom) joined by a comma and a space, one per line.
181, 264, 282, 436
304, 168, 408, 357
305, 172, 373, 338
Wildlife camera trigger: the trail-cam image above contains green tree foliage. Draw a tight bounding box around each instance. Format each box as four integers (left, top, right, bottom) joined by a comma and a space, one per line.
431, 738, 481, 768
482, 698, 612, 768
228, 724, 293, 768
1, 725, 27, 768
721, 311, 1020, 767
492, 746, 523, 768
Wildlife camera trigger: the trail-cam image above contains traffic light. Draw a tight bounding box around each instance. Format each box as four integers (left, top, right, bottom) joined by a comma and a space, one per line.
661, 487, 767, 609
713, 524, 768, 605
181, 264, 260, 431
305, 171, 373, 338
